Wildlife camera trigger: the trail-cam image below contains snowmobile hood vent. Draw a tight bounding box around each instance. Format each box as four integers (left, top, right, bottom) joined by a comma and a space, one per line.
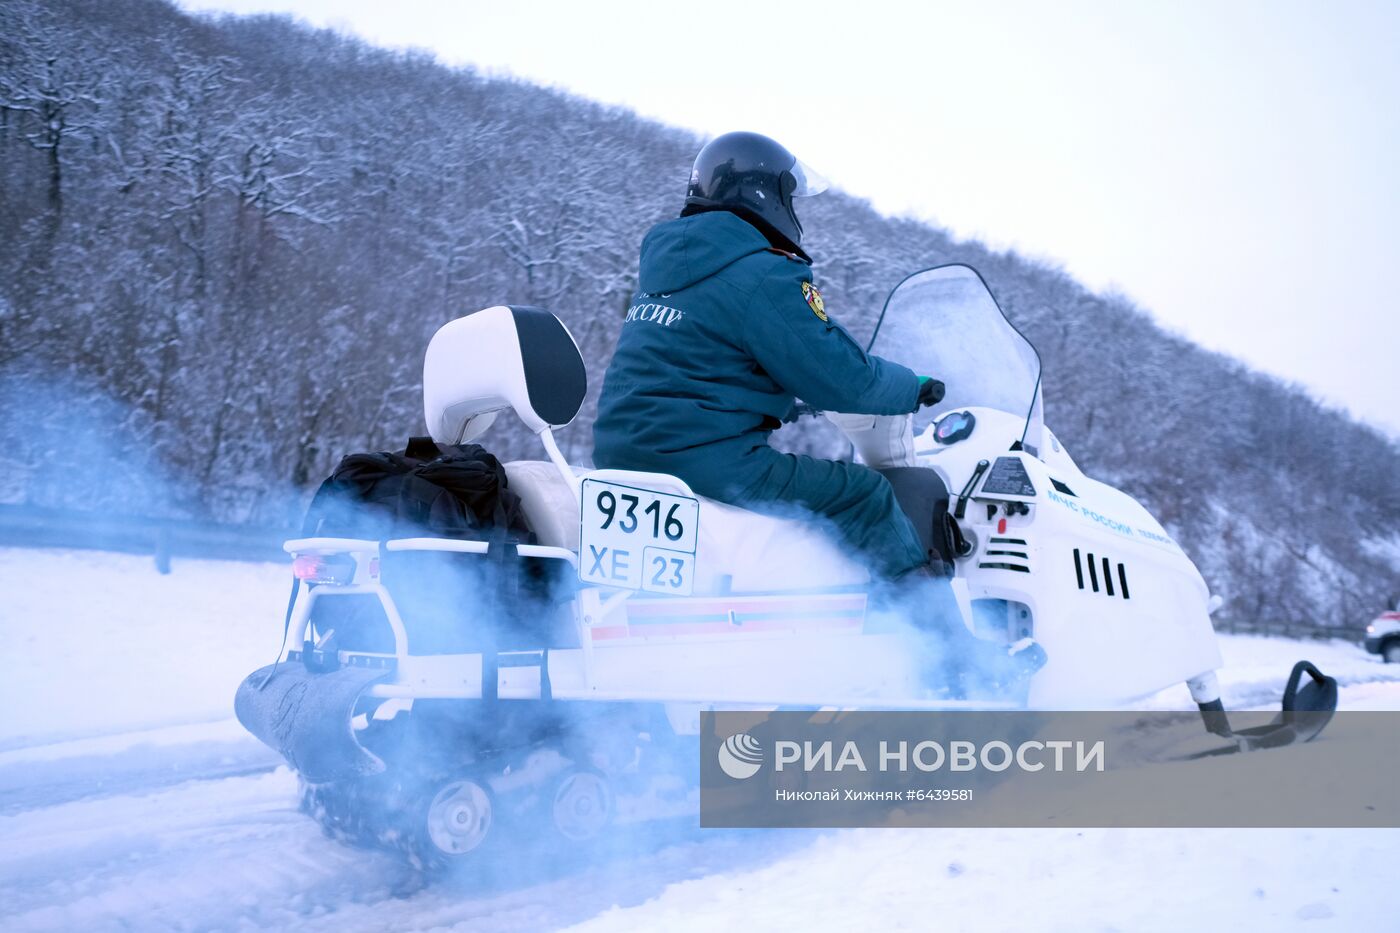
1073, 548, 1130, 599
979, 535, 1030, 573
424, 306, 587, 443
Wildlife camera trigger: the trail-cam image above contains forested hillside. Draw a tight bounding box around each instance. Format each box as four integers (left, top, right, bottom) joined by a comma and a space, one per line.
2, 0, 1395, 632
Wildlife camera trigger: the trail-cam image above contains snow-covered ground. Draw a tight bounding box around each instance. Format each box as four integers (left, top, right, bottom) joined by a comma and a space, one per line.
0, 547, 283, 747
1, 546, 1397, 932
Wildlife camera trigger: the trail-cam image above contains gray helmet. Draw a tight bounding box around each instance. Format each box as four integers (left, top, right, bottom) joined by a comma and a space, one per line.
683, 131, 829, 259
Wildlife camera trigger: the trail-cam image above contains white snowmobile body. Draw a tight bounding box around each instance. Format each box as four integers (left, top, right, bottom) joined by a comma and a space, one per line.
234, 264, 1337, 869
264, 265, 1222, 726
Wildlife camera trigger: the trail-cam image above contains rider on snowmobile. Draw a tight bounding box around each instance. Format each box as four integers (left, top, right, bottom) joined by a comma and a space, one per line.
593, 131, 938, 578
592, 131, 1042, 694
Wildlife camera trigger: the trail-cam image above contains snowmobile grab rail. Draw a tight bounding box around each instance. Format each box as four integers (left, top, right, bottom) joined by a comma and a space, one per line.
386, 538, 488, 555
286, 537, 578, 567
384, 538, 578, 567
289, 583, 411, 664
283, 537, 380, 555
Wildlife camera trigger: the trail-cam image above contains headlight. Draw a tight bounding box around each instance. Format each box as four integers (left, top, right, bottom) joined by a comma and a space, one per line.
1367, 624, 1376, 634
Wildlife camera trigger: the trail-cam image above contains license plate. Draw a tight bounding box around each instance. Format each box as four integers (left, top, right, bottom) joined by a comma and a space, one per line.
579, 479, 698, 594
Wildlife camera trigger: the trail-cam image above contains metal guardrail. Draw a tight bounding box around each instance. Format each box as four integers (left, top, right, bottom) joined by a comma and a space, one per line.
1213, 616, 1356, 642
0, 504, 294, 573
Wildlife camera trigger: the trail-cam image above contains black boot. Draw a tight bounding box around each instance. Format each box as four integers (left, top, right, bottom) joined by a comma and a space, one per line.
938, 637, 1047, 702
882, 565, 1047, 701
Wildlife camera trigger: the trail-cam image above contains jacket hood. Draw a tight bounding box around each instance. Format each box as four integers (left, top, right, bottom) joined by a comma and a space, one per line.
637, 212, 780, 294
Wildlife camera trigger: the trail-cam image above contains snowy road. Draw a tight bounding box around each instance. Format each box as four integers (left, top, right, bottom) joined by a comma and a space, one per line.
2, 548, 1398, 931
0, 760, 810, 932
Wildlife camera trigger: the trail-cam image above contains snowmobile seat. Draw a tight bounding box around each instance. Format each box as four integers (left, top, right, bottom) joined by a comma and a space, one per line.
504, 460, 870, 593
504, 459, 584, 552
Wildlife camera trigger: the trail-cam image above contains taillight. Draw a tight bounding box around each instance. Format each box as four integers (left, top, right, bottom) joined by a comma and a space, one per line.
292, 553, 358, 584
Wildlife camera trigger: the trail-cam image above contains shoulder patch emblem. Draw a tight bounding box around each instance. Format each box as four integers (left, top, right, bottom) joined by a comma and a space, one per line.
801, 281, 828, 322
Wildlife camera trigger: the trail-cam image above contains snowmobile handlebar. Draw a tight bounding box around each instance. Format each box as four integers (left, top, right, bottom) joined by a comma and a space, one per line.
792, 374, 942, 421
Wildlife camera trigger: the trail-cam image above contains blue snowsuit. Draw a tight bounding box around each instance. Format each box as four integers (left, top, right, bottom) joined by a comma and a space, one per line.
592, 211, 928, 579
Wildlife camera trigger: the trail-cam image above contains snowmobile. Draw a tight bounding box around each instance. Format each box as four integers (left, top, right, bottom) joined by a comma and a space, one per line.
235, 264, 1337, 869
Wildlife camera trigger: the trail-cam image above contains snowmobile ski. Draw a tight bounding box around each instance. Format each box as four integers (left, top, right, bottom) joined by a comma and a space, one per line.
1184, 660, 1338, 758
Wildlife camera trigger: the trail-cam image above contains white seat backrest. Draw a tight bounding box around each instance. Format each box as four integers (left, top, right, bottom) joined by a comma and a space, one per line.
423, 306, 588, 444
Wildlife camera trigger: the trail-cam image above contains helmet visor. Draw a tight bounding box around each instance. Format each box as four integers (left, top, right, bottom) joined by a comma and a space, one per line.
790, 157, 829, 197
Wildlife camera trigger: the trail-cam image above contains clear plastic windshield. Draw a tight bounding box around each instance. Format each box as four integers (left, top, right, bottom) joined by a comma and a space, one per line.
867, 265, 1043, 447
790, 157, 829, 197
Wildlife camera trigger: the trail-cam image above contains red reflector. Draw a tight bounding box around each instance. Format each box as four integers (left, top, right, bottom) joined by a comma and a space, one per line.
292, 554, 356, 584
292, 555, 323, 580
997, 518, 1007, 534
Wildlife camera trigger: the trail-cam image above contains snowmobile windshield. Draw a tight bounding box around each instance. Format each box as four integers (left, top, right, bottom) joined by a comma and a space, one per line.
868, 265, 1043, 448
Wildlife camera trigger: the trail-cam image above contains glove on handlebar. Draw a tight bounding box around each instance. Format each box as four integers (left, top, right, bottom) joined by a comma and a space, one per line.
917, 376, 946, 408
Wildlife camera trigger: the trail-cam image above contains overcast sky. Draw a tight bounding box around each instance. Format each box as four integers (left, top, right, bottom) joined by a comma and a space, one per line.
179, 0, 1400, 438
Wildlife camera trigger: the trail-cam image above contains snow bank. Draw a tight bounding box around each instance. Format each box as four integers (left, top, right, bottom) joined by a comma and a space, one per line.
1138, 631, 1397, 710
0, 547, 288, 747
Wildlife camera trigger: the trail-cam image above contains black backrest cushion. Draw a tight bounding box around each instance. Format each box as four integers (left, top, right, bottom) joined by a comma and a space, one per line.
509, 306, 587, 426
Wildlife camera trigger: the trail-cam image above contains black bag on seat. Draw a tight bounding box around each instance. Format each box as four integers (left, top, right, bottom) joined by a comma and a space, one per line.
301, 436, 532, 542
298, 437, 574, 655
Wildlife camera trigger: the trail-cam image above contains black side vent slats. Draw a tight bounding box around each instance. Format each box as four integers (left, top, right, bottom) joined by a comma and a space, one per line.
1073, 548, 1130, 600
979, 537, 1030, 573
